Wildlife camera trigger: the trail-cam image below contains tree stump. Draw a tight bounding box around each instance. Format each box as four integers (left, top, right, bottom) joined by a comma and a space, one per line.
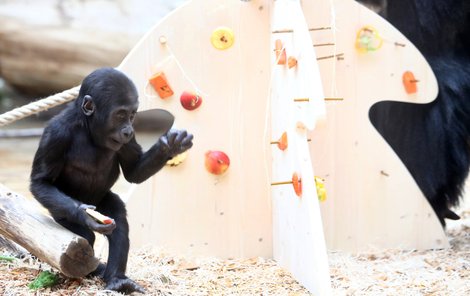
0, 184, 99, 278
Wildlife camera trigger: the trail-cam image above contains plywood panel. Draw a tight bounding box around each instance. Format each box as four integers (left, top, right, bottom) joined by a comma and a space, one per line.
115, 0, 445, 282
306, 0, 448, 252
117, 1, 332, 293
118, 0, 273, 259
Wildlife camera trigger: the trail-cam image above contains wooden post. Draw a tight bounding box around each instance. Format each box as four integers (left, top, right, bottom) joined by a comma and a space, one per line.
0, 184, 99, 278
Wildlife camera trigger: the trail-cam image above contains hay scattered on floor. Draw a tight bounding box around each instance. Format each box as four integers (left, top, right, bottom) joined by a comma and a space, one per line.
0, 247, 311, 295
329, 209, 470, 296
1, 211, 469, 295
127, 248, 311, 295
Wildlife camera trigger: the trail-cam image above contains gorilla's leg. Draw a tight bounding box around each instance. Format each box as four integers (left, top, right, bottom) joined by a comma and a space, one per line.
98, 192, 145, 294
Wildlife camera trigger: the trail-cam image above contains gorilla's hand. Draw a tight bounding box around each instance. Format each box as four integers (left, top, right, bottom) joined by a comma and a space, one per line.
77, 204, 116, 235
156, 129, 194, 159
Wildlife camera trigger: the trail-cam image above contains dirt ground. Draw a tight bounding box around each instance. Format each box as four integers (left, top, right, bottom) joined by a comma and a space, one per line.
0, 132, 469, 295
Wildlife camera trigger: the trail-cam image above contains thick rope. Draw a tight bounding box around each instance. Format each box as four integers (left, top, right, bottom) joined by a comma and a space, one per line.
0, 85, 80, 127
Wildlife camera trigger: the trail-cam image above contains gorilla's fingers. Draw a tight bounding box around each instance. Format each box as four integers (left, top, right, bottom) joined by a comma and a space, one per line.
174, 130, 188, 144
79, 204, 96, 211
166, 130, 178, 146
181, 134, 194, 147
157, 137, 170, 152
96, 221, 117, 235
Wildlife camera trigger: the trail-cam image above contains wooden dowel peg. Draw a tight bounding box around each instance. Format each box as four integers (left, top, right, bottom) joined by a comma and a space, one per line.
410, 79, 420, 83
380, 170, 390, 177
394, 42, 406, 47
272, 29, 293, 34
294, 98, 344, 102
271, 139, 311, 144
317, 53, 344, 61
324, 97, 344, 101
314, 43, 335, 47
271, 180, 293, 186
272, 26, 332, 34
309, 26, 332, 31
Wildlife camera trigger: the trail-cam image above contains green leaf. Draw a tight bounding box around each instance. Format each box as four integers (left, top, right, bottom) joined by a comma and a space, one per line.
28, 271, 59, 290
0, 255, 15, 263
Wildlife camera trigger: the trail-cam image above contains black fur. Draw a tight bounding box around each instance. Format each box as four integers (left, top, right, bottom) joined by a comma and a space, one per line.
366, 0, 470, 226
30, 68, 193, 293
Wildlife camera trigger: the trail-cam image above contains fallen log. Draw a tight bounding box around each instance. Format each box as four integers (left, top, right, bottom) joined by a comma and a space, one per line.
0, 184, 99, 278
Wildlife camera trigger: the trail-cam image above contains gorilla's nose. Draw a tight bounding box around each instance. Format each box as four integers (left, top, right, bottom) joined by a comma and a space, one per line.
121, 126, 134, 141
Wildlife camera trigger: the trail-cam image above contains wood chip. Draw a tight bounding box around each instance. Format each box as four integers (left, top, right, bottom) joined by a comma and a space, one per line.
1, 204, 468, 295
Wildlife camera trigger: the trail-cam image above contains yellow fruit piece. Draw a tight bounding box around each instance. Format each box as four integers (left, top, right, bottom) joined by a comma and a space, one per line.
211, 27, 235, 50
166, 151, 188, 167
314, 176, 327, 202
355, 25, 383, 53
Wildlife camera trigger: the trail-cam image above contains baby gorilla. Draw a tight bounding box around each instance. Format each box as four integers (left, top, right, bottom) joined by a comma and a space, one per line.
30, 68, 193, 293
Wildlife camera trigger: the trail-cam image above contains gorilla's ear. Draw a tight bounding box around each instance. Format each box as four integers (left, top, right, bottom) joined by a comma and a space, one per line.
81, 95, 95, 116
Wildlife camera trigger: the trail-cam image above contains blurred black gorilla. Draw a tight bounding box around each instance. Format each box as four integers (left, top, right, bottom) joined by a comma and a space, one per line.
360, 0, 470, 227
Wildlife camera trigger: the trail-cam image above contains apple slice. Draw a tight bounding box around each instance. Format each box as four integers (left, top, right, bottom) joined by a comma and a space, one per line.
277, 132, 288, 151
402, 71, 418, 94
287, 56, 298, 69
85, 208, 114, 225
274, 39, 286, 65
211, 27, 235, 50
292, 172, 302, 197
166, 151, 188, 166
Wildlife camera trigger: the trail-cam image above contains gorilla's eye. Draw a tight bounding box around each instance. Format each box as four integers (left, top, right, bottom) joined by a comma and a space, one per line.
114, 110, 128, 121
116, 110, 127, 120
130, 112, 136, 123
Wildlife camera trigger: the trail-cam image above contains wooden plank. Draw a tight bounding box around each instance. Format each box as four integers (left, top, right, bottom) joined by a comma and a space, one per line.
269, 1, 331, 294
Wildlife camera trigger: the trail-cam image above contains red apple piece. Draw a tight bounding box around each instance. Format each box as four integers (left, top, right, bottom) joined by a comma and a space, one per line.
180, 91, 203, 110
205, 150, 230, 175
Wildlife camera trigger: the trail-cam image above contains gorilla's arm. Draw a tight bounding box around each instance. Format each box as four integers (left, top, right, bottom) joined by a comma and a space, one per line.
30, 127, 78, 218
118, 129, 193, 184
30, 125, 115, 234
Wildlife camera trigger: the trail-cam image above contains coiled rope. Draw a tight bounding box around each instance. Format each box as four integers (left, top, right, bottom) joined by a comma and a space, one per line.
0, 85, 80, 127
